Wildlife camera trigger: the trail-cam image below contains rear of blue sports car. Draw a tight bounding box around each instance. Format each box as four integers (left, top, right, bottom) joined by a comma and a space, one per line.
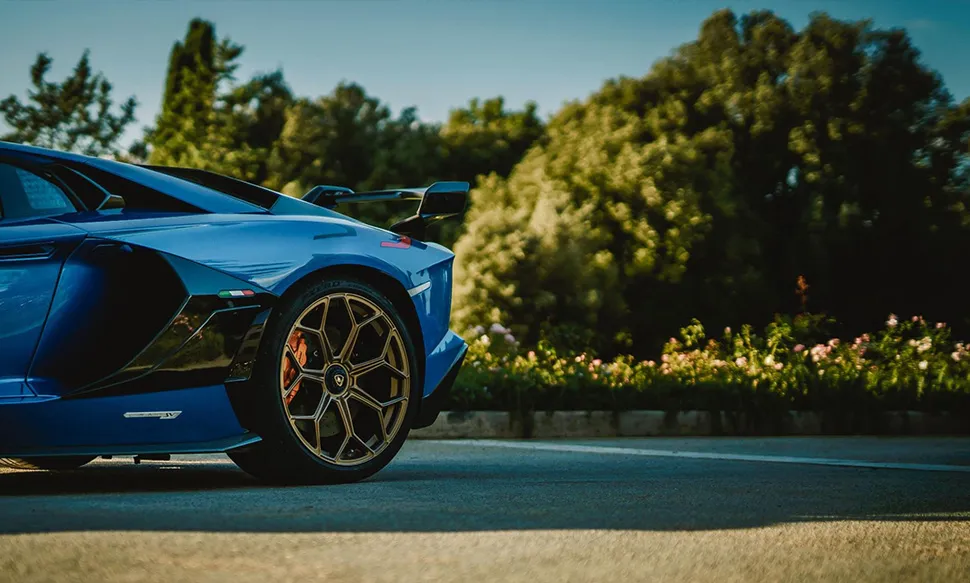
0, 140, 467, 483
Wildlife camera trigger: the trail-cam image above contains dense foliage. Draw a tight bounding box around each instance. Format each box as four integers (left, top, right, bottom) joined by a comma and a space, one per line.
450, 314, 970, 427
3, 11, 969, 373
454, 10, 970, 356
1, 51, 137, 156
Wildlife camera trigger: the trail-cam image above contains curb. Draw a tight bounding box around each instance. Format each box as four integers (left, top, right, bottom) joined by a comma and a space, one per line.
410, 410, 970, 439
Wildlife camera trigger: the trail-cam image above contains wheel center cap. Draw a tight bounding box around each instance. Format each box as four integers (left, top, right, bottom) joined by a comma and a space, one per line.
324, 364, 350, 395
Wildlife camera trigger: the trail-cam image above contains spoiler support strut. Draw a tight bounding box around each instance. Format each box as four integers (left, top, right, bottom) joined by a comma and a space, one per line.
302, 181, 469, 240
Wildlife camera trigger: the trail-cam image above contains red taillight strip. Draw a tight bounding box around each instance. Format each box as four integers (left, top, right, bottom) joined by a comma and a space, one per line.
380, 236, 412, 249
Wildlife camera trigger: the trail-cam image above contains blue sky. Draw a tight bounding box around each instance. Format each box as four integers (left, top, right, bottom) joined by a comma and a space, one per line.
1, 0, 968, 148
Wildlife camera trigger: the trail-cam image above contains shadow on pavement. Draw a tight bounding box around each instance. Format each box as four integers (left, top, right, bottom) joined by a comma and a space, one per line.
0, 461, 257, 496
1, 441, 969, 536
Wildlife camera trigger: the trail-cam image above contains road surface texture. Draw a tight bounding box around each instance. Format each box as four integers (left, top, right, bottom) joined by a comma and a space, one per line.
1, 437, 969, 583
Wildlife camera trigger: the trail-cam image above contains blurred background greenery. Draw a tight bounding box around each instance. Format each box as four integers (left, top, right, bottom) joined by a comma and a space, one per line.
2, 9, 969, 418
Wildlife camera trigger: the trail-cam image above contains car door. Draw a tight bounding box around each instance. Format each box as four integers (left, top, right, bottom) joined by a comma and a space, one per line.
0, 160, 86, 398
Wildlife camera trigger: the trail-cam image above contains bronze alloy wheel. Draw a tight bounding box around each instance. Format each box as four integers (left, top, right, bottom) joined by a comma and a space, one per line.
279, 292, 411, 466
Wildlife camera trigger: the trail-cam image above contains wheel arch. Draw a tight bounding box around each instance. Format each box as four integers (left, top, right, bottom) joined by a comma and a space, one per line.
280, 264, 426, 389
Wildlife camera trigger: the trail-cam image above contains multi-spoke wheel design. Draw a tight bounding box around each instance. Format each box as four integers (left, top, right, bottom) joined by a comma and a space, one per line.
280, 292, 411, 466
227, 277, 420, 484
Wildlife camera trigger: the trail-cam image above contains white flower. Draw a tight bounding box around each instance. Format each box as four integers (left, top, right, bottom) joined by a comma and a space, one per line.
915, 337, 932, 353
489, 323, 510, 335
735, 356, 747, 367
918, 360, 928, 370
503, 333, 517, 345
887, 314, 898, 327
479, 334, 491, 346
470, 325, 485, 337
764, 355, 775, 366
810, 344, 829, 363
952, 352, 961, 362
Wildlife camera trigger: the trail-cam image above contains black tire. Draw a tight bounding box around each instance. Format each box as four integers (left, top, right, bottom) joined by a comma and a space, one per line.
228, 276, 420, 485
0, 456, 95, 471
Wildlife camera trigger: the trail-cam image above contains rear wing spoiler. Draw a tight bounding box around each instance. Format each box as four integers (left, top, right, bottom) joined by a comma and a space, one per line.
302, 181, 469, 239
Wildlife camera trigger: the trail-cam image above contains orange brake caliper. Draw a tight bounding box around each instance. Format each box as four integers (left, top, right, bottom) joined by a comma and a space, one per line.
283, 332, 309, 405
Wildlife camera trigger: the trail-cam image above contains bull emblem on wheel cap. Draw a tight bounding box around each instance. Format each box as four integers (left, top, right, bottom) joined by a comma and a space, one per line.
334, 374, 345, 387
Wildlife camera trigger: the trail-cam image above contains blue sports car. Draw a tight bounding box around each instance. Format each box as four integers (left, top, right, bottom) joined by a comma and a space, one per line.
0, 140, 468, 484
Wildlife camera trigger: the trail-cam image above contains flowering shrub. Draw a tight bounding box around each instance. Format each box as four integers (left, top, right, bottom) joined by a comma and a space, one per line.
449, 315, 970, 420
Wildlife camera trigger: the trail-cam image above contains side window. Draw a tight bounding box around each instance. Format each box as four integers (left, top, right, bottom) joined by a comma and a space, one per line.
0, 162, 76, 222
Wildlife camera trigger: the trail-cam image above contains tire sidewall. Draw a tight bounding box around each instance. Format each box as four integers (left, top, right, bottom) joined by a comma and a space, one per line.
250, 276, 420, 483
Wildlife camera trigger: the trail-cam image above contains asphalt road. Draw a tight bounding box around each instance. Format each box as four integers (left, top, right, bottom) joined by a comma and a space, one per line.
1, 437, 969, 583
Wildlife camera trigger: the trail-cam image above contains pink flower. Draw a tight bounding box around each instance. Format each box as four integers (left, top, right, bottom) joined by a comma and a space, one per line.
887, 314, 898, 327
936, 322, 946, 329
661, 354, 670, 363
592, 359, 602, 367
527, 351, 536, 360
810, 344, 829, 363
735, 356, 748, 367
773, 362, 783, 370
793, 344, 805, 353
827, 338, 840, 347
953, 352, 962, 362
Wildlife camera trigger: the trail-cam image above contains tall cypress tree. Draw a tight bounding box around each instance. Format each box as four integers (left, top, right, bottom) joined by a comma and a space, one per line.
144, 19, 291, 181
145, 19, 244, 171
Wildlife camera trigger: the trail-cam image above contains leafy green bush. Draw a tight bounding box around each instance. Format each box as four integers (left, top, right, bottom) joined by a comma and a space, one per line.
448, 315, 970, 421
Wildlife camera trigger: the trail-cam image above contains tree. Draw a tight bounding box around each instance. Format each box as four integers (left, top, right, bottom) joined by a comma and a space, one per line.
265, 83, 446, 230
144, 18, 291, 181
1, 51, 137, 156
440, 97, 545, 182
453, 9, 970, 355
266, 83, 393, 195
